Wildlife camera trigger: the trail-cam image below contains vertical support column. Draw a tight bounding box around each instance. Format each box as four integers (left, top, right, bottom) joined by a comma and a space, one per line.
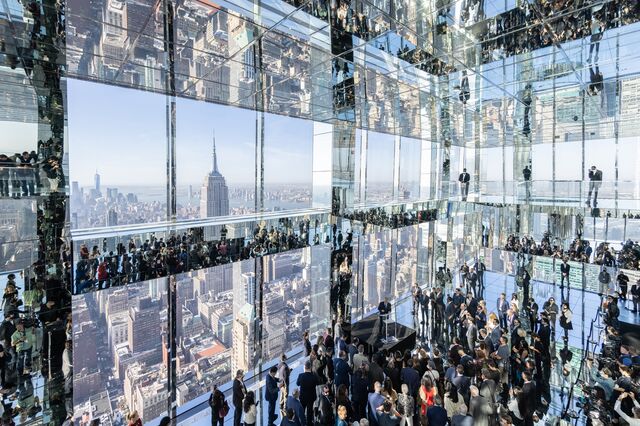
161, 1, 178, 418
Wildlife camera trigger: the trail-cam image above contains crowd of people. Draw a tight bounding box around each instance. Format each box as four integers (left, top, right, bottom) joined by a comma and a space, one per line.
0, 273, 71, 424
287, 0, 640, 79
504, 233, 640, 271
73, 219, 325, 293
0, 148, 65, 197
217, 265, 640, 426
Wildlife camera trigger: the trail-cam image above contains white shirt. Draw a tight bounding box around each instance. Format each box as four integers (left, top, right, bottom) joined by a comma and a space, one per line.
242, 404, 257, 424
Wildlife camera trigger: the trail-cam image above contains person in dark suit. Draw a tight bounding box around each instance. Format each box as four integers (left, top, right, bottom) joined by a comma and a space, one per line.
458, 168, 470, 200
378, 297, 391, 335
587, 165, 603, 207
334, 350, 352, 388
560, 258, 570, 293
316, 385, 334, 425
232, 370, 247, 426
296, 361, 318, 426
400, 359, 420, 398
518, 371, 536, 426
286, 388, 306, 426
265, 366, 280, 426
351, 367, 369, 421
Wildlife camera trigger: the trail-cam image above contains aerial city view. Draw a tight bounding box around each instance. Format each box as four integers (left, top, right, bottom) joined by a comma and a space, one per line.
72, 246, 330, 424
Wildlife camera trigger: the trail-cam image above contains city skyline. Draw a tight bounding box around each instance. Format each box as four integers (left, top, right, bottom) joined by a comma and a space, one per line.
67, 78, 318, 188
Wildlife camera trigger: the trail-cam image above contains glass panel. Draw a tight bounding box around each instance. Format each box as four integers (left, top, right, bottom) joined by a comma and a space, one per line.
176, 99, 256, 220
263, 113, 313, 211
68, 79, 168, 229
398, 137, 421, 201
365, 131, 395, 204
174, 258, 258, 409
72, 278, 169, 424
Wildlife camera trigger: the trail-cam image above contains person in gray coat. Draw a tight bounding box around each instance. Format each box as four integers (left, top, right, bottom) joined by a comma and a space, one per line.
468, 386, 495, 426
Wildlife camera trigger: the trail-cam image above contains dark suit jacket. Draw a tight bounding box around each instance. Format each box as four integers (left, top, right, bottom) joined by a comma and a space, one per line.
334, 357, 352, 387
458, 173, 470, 183
400, 367, 420, 397
265, 374, 280, 403
518, 381, 536, 417
560, 263, 570, 275
296, 372, 318, 406
233, 378, 246, 408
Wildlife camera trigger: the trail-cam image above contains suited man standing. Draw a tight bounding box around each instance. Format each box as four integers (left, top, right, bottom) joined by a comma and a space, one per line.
334, 350, 352, 388
232, 370, 247, 426
265, 366, 281, 426
378, 297, 391, 335
560, 258, 570, 295
278, 354, 291, 417
296, 361, 318, 426
467, 268, 478, 298
587, 165, 603, 207
518, 371, 537, 426
474, 259, 486, 296
458, 168, 470, 201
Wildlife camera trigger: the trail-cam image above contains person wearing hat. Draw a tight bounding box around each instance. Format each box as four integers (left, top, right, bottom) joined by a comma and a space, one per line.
232, 369, 246, 426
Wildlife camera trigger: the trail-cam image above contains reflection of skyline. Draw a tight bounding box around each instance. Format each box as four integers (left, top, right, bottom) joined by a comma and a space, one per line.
353, 226, 418, 317
72, 280, 168, 425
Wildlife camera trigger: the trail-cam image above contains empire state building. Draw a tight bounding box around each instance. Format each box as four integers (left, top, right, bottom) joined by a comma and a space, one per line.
200, 135, 230, 236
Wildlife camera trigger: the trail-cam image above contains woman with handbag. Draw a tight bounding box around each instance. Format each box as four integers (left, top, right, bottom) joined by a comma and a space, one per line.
210, 385, 228, 426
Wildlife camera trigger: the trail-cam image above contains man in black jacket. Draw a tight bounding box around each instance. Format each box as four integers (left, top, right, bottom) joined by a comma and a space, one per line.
316, 385, 334, 425
400, 359, 420, 397
232, 370, 246, 426
518, 371, 537, 426
265, 366, 280, 426
333, 350, 352, 388
587, 165, 602, 207
296, 361, 317, 426
458, 168, 470, 201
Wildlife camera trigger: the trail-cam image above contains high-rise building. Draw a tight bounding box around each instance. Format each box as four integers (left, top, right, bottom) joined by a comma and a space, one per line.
128, 297, 160, 355
94, 170, 101, 195
200, 134, 230, 239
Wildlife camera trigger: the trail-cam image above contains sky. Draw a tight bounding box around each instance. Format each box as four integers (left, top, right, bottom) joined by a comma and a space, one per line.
67, 79, 319, 187
56, 79, 640, 190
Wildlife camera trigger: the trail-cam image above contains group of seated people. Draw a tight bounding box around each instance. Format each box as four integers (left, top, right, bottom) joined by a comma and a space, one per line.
504, 232, 640, 270
73, 220, 319, 293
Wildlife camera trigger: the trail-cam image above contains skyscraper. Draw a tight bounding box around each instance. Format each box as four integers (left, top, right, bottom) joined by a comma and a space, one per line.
94, 170, 101, 195
200, 133, 230, 239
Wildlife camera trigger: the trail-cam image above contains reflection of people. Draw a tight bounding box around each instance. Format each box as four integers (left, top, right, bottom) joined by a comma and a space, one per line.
560, 257, 570, 290
458, 169, 470, 201
522, 83, 532, 136
587, 17, 603, 63
459, 70, 470, 104
522, 166, 531, 199
559, 303, 573, 341
586, 165, 602, 207
378, 297, 391, 334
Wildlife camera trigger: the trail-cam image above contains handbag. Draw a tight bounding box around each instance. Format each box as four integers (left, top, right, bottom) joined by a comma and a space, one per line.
220, 400, 229, 418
